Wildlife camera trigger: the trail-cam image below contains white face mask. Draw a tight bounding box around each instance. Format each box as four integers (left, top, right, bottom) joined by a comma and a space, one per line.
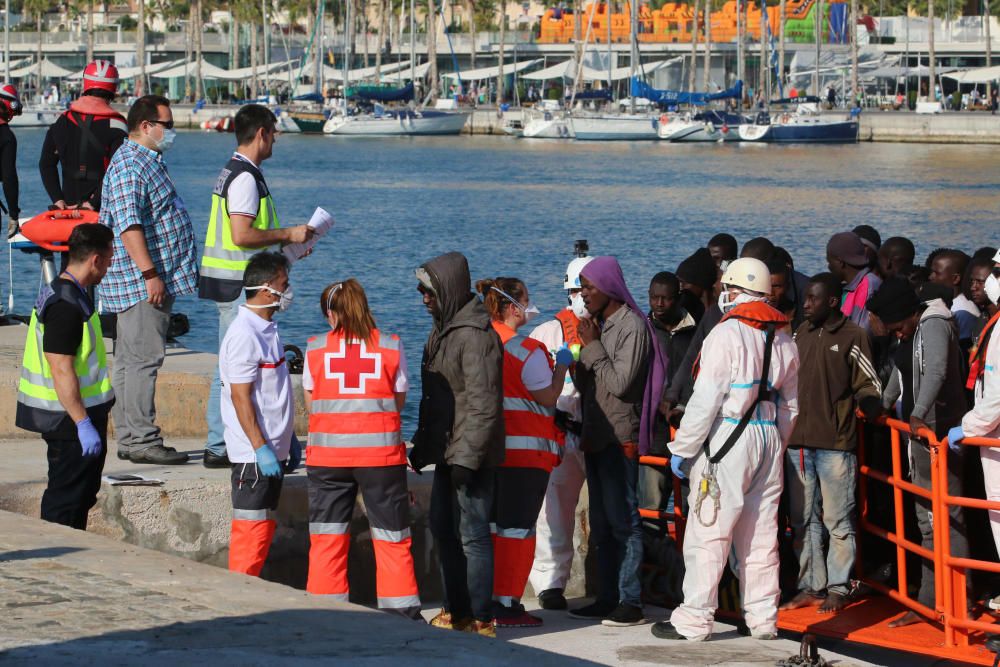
246, 284, 294, 312
155, 128, 176, 152
570, 292, 589, 319
986, 273, 1000, 305
718, 289, 761, 314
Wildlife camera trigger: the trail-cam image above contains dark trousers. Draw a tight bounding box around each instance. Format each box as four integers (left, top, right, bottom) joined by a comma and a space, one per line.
910, 438, 969, 607
429, 463, 495, 622
41, 412, 108, 530
586, 444, 643, 607
42, 414, 108, 530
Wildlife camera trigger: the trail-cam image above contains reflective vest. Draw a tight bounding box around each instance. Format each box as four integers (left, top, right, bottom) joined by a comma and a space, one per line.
15, 281, 114, 434
555, 309, 582, 348
199, 155, 280, 303
306, 328, 406, 467
492, 321, 564, 472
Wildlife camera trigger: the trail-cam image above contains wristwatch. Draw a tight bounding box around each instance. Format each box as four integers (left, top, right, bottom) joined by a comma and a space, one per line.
141, 267, 159, 280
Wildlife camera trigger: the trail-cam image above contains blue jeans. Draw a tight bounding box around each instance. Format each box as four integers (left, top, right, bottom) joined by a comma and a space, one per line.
585, 445, 643, 607
205, 298, 242, 456
429, 464, 495, 622
785, 447, 857, 596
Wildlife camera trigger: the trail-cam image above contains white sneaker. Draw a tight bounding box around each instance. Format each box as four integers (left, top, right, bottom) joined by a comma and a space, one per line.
988, 594, 1000, 611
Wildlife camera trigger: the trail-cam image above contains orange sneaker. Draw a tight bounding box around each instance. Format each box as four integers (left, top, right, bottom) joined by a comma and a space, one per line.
467, 619, 496, 638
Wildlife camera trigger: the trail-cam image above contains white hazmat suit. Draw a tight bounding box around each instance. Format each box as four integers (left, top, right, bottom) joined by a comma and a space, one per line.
668, 299, 799, 639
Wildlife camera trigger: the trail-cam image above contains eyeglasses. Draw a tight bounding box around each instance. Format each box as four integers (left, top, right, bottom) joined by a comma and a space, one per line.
146, 119, 174, 130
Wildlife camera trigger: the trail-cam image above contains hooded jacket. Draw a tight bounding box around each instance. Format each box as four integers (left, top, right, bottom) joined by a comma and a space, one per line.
882, 299, 968, 438
410, 252, 504, 470
649, 309, 696, 454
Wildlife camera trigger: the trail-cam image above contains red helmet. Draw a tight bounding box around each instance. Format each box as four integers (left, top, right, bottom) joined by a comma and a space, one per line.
83, 59, 119, 94
0, 83, 21, 122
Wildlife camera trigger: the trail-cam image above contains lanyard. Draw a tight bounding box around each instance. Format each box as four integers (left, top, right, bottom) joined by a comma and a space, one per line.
61, 270, 88, 297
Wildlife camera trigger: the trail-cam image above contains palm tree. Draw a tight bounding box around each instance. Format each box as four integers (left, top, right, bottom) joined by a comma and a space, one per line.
496, 0, 505, 102
850, 0, 858, 103
778, 0, 785, 91
137, 0, 146, 95
23, 0, 48, 101
688, 0, 699, 92
427, 0, 439, 99
703, 0, 715, 91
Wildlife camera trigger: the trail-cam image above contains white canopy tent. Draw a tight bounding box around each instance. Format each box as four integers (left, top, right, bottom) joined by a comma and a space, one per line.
215, 59, 298, 82
943, 66, 1000, 83
65, 58, 187, 81
321, 60, 414, 82
380, 62, 433, 83
9, 60, 74, 79
441, 59, 543, 81
151, 59, 231, 80
522, 57, 680, 82
866, 64, 958, 79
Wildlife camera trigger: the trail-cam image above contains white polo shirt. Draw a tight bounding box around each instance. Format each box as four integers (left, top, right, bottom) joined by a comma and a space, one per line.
220, 306, 294, 463
227, 152, 263, 219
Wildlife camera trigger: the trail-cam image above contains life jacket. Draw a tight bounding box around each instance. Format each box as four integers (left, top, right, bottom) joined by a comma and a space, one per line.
305, 328, 405, 468
15, 280, 114, 434
555, 308, 581, 348
692, 300, 788, 379
61, 96, 127, 196
492, 321, 564, 472
200, 155, 281, 303
967, 309, 1000, 390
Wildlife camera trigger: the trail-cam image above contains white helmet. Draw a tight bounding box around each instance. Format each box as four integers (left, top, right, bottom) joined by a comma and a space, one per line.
720, 257, 770, 295
564, 256, 593, 290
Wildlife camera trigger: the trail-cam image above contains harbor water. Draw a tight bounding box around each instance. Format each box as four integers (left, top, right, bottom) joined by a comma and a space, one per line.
6, 128, 999, 425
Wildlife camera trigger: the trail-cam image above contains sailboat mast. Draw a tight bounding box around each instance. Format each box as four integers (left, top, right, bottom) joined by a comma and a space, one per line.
344, 0, 351, 103
409, 0, 415, 84
629, 0, 637, 113
814, 0, 822, 96
736, 0, 744, 89
606, 1, 612, 94
314, 0, 324, 95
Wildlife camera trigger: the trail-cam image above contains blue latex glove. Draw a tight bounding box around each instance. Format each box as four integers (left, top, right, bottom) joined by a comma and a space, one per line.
284, 434, 302, 473
555, 344, 575, 367
255, 444, 283, 477
947, 425, 965, 453
76, 417, 102, 457
670, 455, 686, 480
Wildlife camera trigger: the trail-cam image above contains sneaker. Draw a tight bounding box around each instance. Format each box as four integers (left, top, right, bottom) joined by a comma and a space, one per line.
130, 445, 189, 465
601, 603, 646, 627
494, 604, 543, 629
429, 611, 473, 631
467, 620, 496, 638
753, 632, 778, 640
650, 620, 709, 641
537, 588, 568, 610
568, 600, 617, 620
989, 594, 1000, 612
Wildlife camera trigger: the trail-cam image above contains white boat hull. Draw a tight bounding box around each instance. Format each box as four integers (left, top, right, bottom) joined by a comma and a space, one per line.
275, 114, 301, 133
11, 107, 62, 127
738, 124, 772, 142
570, 114, 658, 141
323, 110, 470, 136
522, 116, 574, 139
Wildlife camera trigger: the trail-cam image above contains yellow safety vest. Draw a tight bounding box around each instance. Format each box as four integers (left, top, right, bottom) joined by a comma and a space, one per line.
199, 156, 280, 302
16, 283, 114, 434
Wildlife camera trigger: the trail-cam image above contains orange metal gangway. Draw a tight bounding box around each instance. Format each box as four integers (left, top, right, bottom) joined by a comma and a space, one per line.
638, 417, 1000, 665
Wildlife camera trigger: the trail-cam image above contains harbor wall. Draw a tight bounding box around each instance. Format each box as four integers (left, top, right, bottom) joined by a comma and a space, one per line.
858, 111, 1000, 144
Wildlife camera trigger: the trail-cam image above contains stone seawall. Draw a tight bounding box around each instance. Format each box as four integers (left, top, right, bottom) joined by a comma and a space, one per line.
859, 111, 1000, 144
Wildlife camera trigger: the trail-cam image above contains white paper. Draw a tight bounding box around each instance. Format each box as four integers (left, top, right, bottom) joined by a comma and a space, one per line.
283, 207, 335, 264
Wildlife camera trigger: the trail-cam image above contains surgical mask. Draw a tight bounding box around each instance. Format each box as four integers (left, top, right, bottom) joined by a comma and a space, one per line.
246, 285, 294, 312
155, 128, 177, 152
522, 302, 540, 325
986, 273, 1000, 305
718, 290, 761, 314
570, 292, 589, 319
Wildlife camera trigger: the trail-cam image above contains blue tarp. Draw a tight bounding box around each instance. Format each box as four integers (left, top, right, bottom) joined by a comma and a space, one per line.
566, 89, 614, 101
828, 4, 848, 44
293, 92, 324, 103
349, 83, 415, 102
630, 78, 744, 107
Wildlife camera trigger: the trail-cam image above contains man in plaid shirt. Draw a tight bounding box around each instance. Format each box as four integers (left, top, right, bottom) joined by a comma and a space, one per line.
99, 95, 197, 465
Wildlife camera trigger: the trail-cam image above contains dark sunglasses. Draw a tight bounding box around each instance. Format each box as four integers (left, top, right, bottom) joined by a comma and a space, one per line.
993, 266, 1000, 278
146, 119, 175, 130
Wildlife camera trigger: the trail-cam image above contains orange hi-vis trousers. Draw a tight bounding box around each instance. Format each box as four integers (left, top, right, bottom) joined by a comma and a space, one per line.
306, 464, 421, 618
229, 462, 284, 576
493, 466, 551, 605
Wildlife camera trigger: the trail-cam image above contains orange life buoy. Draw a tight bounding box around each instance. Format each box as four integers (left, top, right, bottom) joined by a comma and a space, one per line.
660, 113, 669, 125
19, 209, 100, 252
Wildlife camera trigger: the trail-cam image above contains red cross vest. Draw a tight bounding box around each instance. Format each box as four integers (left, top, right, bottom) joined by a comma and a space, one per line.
305, 328, 406, 468
492, 321, 565, 472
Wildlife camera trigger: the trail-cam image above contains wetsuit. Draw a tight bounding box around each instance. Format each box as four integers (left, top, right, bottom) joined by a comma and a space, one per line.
0, 122, 19, 220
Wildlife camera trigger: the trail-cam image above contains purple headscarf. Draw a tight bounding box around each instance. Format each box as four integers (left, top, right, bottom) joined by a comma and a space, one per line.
580, 256, 668, 455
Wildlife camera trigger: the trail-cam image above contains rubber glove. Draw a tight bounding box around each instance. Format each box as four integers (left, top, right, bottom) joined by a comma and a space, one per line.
76, 417, 102, 457
947, 425, 965, 453
555, 344, 574, 367
670, 455, 686, 480
255, 444, 283, 477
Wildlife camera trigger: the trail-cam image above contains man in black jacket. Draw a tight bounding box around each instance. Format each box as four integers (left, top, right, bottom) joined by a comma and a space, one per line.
39, 60, 127, 213
410, 251, 504, 637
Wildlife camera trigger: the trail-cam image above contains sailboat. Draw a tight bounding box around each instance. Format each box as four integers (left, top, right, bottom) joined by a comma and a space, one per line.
322, 0, 469, 136
640, 80, 748, 142
568, 2, 659, 141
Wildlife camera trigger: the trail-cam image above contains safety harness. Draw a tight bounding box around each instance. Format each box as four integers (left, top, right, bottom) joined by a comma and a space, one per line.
694, 301, 783, 527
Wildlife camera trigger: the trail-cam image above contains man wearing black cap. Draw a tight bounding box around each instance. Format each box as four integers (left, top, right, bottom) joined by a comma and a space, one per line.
868, 277, 969, 628
827, 231, 882, 333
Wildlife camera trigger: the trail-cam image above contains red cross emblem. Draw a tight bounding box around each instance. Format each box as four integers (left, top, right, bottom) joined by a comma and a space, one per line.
324, 338, 381, 394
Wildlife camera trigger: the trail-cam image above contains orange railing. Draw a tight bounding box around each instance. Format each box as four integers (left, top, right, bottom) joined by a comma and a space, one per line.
638, 416, 1000, 664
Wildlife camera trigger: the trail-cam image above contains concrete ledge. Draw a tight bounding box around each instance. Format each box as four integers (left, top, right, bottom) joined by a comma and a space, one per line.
859, 111, 1000, 143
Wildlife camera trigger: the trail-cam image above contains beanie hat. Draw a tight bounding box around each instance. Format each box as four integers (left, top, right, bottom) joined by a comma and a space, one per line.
676, 248, 718, 292
867, 276, 922, 325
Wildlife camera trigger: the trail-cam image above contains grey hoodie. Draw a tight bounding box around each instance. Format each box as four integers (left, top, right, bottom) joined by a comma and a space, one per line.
411, 252, 504, 470
883, 299, 968, 437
